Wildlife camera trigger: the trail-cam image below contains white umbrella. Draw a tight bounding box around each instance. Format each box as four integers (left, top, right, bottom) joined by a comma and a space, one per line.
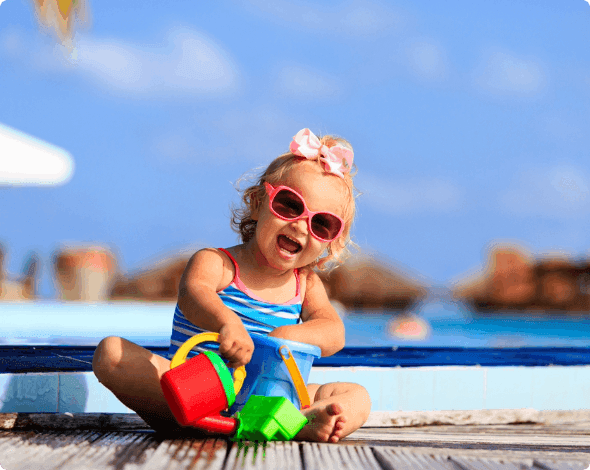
0, 123, 74, 186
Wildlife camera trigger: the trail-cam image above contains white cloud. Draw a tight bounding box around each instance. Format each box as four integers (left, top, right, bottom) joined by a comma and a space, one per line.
356, 173, 463, 214
406, 40, 448, 81
473, 49, 546, 96
275, 64, 344, 100
0, 26, 239, 98
73, 39, 144, 88
499, 166, 590, 218
0, 123, 74, 186
71, 27, 239, 96
242, 0, 400, 37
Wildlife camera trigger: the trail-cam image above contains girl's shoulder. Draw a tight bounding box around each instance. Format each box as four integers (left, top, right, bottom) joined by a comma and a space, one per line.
189, 247, 230, 265
297, 266, 326, 298
186, 247, 237, 289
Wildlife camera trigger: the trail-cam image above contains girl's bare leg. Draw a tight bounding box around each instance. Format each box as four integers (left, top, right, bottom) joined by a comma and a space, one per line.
296, 382, 371, 443
92, 336, 180, 432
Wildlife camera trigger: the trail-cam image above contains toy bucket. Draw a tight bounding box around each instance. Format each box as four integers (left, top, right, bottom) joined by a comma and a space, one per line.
230, 333, 321, 414
161, 332, 246, 432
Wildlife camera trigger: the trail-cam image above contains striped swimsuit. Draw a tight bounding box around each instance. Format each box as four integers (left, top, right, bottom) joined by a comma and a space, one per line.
167, 248, 302, 359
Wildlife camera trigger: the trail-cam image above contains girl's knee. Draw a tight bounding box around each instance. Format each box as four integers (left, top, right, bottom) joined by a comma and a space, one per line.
92, 336, 125, 378
313, 382, 371, 410
312, 381, 359, 399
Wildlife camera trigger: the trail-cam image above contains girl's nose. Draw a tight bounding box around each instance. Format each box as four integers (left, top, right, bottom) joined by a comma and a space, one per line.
291, 217, 309, 235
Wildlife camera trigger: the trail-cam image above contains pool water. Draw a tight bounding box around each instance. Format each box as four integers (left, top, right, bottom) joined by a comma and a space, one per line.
1, 300, 590, 348
344, 298, 590, 348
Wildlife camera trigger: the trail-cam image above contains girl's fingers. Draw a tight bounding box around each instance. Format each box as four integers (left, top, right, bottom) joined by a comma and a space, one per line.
231, 350, 252, 368
219, 342, 253, 368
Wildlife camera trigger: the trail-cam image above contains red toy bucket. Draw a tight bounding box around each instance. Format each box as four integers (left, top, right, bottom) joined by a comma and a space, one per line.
160, 332, 246, 431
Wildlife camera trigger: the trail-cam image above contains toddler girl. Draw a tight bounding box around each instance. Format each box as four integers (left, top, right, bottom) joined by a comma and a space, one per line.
93, 128, 372, 443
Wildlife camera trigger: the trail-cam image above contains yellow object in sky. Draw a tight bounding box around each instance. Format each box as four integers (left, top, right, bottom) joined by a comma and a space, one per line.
32, 0, 90, 45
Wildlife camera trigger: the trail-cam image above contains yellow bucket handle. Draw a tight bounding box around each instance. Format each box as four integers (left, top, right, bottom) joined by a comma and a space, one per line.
279, 345, 311, 409
170, 332, 246, 396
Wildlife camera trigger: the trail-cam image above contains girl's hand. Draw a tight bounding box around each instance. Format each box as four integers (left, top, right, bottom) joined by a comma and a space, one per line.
218, 322, 254, 369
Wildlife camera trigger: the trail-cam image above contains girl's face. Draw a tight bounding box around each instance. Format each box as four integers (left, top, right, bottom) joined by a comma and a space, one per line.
252, 161, 347, 273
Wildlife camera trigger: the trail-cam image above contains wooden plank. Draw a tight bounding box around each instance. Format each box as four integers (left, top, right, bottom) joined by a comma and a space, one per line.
449, 455, 535, 469
367, 445, 590, 466
534, 461, 590, 470
1, 413, 590, 469
364, 409, 590, 428
348, 427, 590, 450
55, 432, 150, 470
372, 447, 457, 470
0, 431, 230, 470
300, 442, 383, 469
4, 410, 590, 433
0, 430, 102, 470
225, 441, 303, 470
0, 412, 151, 431
135, 437, 227, 470
0, 430, 589, 470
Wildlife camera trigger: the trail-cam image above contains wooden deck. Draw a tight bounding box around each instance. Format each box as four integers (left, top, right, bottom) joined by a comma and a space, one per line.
0, 412, 589, 469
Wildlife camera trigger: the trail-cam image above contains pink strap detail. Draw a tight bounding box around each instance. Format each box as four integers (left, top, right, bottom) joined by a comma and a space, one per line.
289, 128, 353, 178
217, 248, 301, 305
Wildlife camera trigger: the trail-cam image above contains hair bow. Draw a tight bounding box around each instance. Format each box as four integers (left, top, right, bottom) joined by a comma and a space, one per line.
289, 128, 353, 178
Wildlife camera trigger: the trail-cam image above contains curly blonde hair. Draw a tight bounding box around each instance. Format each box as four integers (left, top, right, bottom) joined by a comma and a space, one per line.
231, 133, 358, 270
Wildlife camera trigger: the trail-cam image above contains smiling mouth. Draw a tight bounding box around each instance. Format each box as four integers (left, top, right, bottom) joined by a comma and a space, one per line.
277, 234, 302, 254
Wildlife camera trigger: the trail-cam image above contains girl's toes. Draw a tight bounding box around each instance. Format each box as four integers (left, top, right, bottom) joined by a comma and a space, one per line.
326, 403, 343, 416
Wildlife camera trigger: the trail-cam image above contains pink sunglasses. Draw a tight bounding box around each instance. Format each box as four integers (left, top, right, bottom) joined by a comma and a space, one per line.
264, 182, 344, 242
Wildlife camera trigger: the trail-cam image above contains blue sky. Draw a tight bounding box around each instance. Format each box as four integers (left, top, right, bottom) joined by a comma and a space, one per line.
1, 0, 590, 297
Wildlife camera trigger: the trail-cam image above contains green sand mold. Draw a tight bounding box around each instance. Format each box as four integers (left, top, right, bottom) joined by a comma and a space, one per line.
233, 395, 308, 442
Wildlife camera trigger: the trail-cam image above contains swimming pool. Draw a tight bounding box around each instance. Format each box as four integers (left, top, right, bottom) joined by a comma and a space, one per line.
1, 301, 590, 413
344, 299, 590, 348
1, 299, 590, 348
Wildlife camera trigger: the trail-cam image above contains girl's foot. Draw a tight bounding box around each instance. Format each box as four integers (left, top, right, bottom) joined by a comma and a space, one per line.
296, 402, 348, 443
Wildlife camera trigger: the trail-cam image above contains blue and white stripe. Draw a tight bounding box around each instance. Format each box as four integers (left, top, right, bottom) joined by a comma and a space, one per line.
168, 284, 302, 359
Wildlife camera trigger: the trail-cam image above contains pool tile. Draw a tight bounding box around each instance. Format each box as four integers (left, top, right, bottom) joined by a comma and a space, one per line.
398, 368, 435, 411
59, 372, 133, 413
0, 373, 58, 412
485, 367, 534, 409
377, 368, 399, 411
308, 367, 389, 411
531, 366, 590, 411
308, 369, 325, 385
433, 367, 485, 410
58, 373, 89, 412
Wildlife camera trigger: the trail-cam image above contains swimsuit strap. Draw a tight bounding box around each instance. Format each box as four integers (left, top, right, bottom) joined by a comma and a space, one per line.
217, 248, 301, 302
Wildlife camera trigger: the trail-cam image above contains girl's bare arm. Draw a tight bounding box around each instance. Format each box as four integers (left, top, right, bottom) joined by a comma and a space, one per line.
269, 269, 345, 357
177, 248, 254, 368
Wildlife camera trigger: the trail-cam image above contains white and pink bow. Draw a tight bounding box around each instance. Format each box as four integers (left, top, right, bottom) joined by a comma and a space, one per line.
289, 128, 353, 178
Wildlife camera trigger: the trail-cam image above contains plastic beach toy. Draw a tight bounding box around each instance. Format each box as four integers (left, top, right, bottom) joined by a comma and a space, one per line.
160, 332, 246, 434
161, 332, 314, 441
230, 333, 321, 413
233, 395, 308, 442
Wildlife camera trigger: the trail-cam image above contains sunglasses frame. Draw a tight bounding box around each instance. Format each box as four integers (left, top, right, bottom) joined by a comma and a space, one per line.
263, 182, 344, 243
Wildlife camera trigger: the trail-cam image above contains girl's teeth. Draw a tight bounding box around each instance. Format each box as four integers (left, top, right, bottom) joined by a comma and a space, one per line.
278, 234, 301, 254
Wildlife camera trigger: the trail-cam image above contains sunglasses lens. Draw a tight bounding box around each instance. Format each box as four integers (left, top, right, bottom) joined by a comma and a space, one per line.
270, 186, 342, 242
311, 214, 342, 241
272, 189, 305, 219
